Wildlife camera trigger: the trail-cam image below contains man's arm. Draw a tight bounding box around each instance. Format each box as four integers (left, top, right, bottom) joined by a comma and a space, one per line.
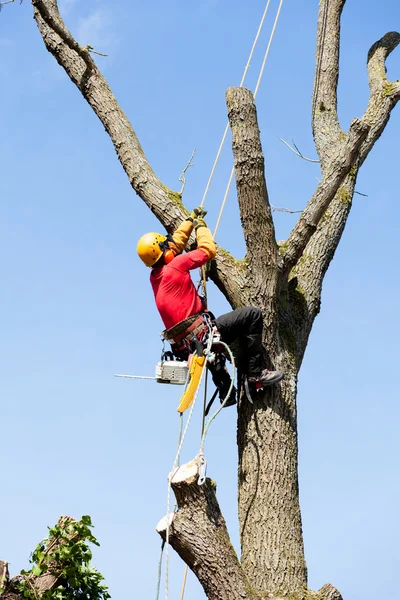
170, 225, 216, 271
169, 219, 194, 255
195, 225, 216, 260
169, 207, 208, 256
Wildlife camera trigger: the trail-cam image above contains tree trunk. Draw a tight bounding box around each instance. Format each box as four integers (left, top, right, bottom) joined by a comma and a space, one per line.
0, 1, 396, 599
237, 375, 306, 595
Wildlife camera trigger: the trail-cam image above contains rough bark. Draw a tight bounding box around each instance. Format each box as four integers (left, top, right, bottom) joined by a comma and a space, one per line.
291, 29, 400, 366
282, 118, 369, 271
1, 1, 397, 599
157, 461, 261, 600
312, 0, 346, 166
225, 88, 277, 270
225, 88, 279, 343
237, 377, 306, 596
222, 88, 306, 595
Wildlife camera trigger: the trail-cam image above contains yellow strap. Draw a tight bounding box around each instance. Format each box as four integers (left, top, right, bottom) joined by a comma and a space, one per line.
177, 354, 206, 413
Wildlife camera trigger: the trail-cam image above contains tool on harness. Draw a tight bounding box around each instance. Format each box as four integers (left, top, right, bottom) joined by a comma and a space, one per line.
114, 350, 189, 385
177, 351, 206, 413
115, 314, 238, 415
156, 352, 189, 385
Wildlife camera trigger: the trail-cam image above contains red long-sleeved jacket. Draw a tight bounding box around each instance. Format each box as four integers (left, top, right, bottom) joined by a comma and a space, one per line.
150, 221, 216, 330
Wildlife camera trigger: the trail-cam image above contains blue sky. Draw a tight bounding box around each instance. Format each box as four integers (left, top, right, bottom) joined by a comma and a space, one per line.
1, 1, 399, 599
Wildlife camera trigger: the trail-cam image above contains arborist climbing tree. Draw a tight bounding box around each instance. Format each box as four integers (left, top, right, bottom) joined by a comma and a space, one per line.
136, 207, 283, 405
1, 1, 400, 600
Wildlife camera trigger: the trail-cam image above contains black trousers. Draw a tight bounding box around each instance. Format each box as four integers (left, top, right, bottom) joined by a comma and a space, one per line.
214, 306, 266, 376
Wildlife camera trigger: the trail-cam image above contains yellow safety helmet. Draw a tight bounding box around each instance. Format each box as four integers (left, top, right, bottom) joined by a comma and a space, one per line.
137, 232, 168, 267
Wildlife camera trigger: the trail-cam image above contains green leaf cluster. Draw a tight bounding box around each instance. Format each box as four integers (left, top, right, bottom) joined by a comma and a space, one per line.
12, 516, 110, 600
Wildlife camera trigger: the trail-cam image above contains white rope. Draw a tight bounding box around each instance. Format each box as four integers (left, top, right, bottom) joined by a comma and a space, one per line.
200, 0, 273, 208
254, 0, 285, 100
163, 331, 213, 600
212, 0, 286, 238
199, 341, 236, 454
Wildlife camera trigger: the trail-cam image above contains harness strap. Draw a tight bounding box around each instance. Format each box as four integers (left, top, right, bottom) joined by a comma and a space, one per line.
162, 314, 207, 345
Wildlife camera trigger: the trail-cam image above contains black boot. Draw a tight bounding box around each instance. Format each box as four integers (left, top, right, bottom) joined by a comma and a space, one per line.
246, 333, 267, 377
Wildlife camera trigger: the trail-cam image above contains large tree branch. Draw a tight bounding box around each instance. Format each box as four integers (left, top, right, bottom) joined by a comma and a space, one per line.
156, 461, 261, 600
312, 0, 346, 163
30, 0, 247, 304
31, 0, 183, 229
359, 31, 400, 166
225, 87, 280, 342
225, 87, 277, 272
283, 30, 400, 365
282, 118, 369, 271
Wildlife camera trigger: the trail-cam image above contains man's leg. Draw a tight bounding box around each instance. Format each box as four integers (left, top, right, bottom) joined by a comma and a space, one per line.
214, 307, 264, 375
214, 307, 283, 384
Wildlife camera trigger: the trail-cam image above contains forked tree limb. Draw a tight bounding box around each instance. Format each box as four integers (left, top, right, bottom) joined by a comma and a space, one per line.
282, 118, 369, 271
156, 461, 261, 600
290, 29, 400, 362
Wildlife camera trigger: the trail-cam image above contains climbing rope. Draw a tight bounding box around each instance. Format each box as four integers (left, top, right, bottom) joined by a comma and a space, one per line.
213, 0, 286, 239
162, 330, 213, 600
199, 341, 236, 455
200, 0, 274, 208
155, 540, 165, 600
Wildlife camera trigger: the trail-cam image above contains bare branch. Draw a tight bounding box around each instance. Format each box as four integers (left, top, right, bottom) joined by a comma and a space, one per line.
272, 205, 302, 214
367, 32, 400, 93
0, 0, 22, 7
31, 0, 187, 233
179, 148, 196, 194
226, 87, 277, 270
280, 138, 319, 163
358, 32, 400, 168
282, 118, 370, 270
83, 44, 108, 57
312, 0, 346, 162
288, 29, 400, 365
